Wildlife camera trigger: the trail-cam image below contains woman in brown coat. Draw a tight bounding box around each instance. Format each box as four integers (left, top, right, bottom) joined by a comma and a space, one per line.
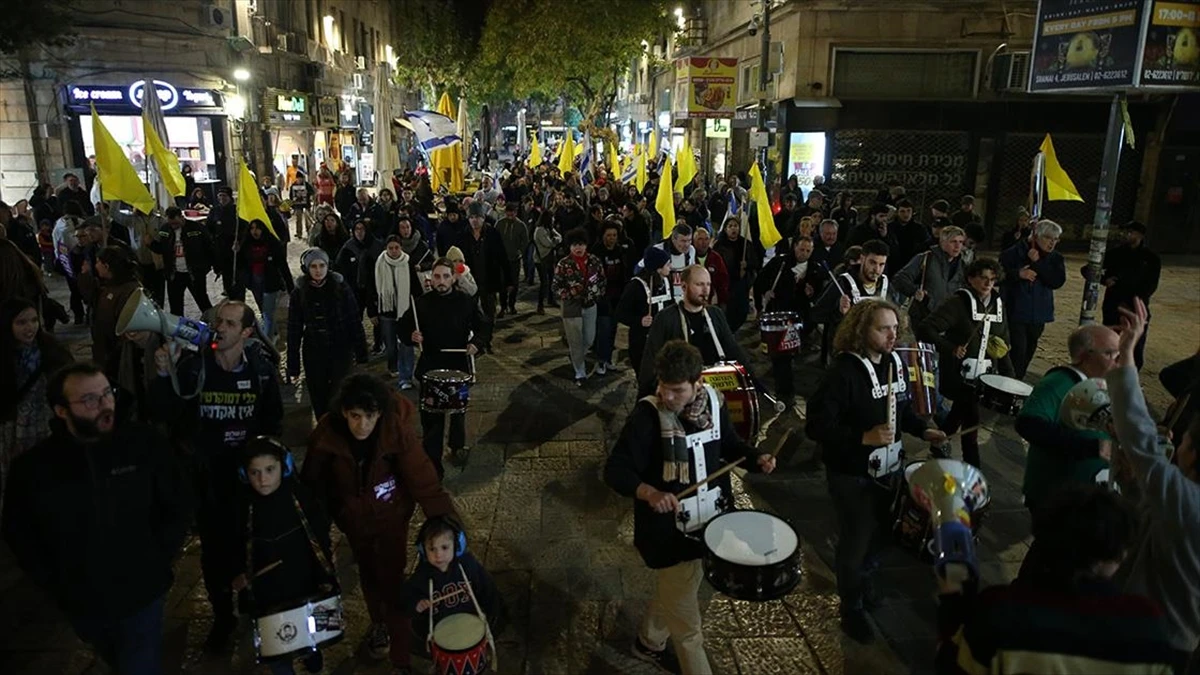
300, 373, 455, 673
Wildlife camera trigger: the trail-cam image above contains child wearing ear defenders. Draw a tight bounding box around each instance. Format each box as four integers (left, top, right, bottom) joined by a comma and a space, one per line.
401, 515, 501, 647
231, 437, 337, 675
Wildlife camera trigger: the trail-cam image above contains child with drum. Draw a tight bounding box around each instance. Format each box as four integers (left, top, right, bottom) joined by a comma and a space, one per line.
403, 515, 501, 673
232, 437, 339, 675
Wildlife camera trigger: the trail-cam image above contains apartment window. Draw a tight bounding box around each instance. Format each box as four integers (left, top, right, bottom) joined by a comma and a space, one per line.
832, 50, 978, 99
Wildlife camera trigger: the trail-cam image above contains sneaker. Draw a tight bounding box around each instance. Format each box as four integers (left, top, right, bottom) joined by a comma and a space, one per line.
607, 360, 620, 371
203, 616, 236, 653
631, 639, 682, 674
574, 376, 586, 388
840, 610, 875, 644
594, 362, 607, 376
363, 622, 390, 660
399, 380, 413, 391
301, 649, 324, 673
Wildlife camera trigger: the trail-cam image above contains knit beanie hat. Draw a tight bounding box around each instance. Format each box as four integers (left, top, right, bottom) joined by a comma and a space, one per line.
643, 245, 671, 271
300, 247, 330, 275
445, 245, 466, 263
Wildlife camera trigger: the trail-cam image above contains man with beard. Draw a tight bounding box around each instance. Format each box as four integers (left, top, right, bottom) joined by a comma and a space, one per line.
455, 202, 512, 344
206, 187, 241, 299
637, 265, 752, 397
642, 224, 696, 304
401, 259, 491, 478
806, 300, 945, 643
893, 198, 930, 268
149, 300, 283, 651
756, 237, 817, 407
813, 239, 891, 366
3, 363, 191, 674
848, 205, 901, 273
692, 227, 729, 308
1098, 221, 1160, 370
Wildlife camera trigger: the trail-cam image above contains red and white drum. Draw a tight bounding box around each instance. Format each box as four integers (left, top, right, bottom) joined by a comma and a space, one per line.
701, 361, 760, 442
431, 613, 490, 675
759, 311, 802, 356
895, 343, 939, 418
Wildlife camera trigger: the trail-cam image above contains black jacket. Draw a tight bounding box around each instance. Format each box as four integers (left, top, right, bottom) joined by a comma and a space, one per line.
1, 423, 192, 619
236, 234, 294, 293
847, 222, 902, 273
150, 221, 215, 276
1101, 242, 1161, 310
454, 225, 512, 293
755, 252, 816, 319
604, 394, 762, 569
400, 289, 491, 378
287, 272, 368, 377
335, 234, 385, 294
917, 289, 1015, 399
400, 552, 499, 627
637, 303, 752, 396
206, 201, 239, 247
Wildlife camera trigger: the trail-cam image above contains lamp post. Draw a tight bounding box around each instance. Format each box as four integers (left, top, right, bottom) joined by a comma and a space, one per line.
756, 0, 772, 173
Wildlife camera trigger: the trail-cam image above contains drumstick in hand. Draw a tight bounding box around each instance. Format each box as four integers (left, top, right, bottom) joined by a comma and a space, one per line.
677, 457, 746, 499
253, 560, 283, 578
942, 425, 982, 443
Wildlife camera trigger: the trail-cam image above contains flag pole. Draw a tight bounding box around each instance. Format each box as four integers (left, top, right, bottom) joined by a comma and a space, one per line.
1077, 93, 1125, 326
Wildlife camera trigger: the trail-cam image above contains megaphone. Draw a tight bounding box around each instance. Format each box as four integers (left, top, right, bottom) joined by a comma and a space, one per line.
908, 458, 990, 580
1059, 377, 1112, 432
115, 288, 211, 348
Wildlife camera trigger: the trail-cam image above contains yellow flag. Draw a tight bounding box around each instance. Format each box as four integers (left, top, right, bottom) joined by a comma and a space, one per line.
674, 134, 697, 194
431, 93, 464, 192
656, 159, 676, 238
748, 161, 782, 250
608, 142, 620, 180
237, 160, 276, 238
557, 130, 575, 175
90, 105, 155, 215
143, 118, 185, 198
1039, 134, 1083, 202
529, 137, 542, 166
633, 143, 642, 156
648, 130, 658, 160
636, 150, 648, 193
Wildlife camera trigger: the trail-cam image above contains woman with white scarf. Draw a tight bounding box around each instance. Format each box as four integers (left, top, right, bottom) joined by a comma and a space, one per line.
374, 235, 424, 388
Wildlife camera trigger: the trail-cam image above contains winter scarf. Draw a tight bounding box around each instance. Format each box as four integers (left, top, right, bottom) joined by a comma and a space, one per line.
643, 387, 714, 484
374, 250, 413, 317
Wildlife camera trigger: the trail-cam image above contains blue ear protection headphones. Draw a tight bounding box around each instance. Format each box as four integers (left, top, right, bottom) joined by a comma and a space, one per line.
237, 436, 296, 483
415, 515, 468, 561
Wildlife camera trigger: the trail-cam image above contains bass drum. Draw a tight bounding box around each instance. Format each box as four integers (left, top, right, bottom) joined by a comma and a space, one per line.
700, 362, 759, 442
702, 510, 802, 601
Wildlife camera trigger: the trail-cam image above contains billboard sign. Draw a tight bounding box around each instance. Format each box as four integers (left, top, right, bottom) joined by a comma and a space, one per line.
1140, 0, 1200, 86
1029, 0, 1147, 92
673, 57, 738, 119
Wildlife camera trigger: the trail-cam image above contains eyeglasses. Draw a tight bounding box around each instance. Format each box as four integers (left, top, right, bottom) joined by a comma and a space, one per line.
69, 387, 117, 410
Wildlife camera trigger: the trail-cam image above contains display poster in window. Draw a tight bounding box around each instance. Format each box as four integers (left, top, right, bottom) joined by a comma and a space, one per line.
787, 132, 826, 188
673, 57, 738, 119
1028, 0, 1146, 92
1139, 0, 1200, 86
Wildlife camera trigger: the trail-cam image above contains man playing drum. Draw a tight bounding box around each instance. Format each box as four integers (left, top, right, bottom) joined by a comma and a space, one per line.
812, 239, 891, 365
917, 258, 1014, 468
637, 265, 752, 397
806, 300, 945, 644
400, 258, 491, 478
755, 236, 817, 409
605, 340, 775, 675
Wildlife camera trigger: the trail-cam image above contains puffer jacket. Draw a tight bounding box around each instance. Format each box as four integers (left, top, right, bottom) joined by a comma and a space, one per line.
999, 240, 1066, 324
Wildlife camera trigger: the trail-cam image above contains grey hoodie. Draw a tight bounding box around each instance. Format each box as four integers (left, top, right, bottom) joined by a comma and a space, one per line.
1108, 364, 1200, 652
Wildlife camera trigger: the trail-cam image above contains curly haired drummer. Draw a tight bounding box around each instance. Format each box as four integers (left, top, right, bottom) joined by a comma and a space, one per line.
636, 265, 754, 397
806, 300, 945, 644
606, 340, 775, 674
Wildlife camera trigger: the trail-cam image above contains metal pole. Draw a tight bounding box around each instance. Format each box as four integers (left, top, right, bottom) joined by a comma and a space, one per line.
1078, 94, 1125, 326
757, 0, 771, 171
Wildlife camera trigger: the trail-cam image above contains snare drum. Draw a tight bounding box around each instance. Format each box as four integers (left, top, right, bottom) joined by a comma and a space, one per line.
977, 374, 1033, 416
700, 362, 760, 441
253, 593, 344, 663
421, 369, 472, 414
701, 510, 802, 601
895, 343, 939, 418
431, 613, 490, 675
891, 461, 990, 561
759, 311, 802, 356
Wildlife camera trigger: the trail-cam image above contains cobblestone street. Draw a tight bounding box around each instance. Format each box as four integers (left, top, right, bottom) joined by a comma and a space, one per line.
1, 243, 1196, 675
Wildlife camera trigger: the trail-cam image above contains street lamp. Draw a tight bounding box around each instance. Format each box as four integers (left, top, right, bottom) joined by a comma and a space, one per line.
233, 68, 251, 82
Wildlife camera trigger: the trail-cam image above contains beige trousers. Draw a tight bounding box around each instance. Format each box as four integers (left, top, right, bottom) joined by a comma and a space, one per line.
639, 559, 713, 675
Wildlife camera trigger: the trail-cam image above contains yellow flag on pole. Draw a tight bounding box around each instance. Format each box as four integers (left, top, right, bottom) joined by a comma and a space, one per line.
557, 130, 575, 175
748, 161, 782, 250
528, 136, 542, 166
656, 160, 676, 238
636, 150, 648, 193
674, 134, 697, 194
237, 160, 276, 238
431, 93, 464, 193
143, 118, 185, 198
608, 142, 620, 180
1039, 134, 1083, 202
648, 130, 658, 160
90, 105, 155, 215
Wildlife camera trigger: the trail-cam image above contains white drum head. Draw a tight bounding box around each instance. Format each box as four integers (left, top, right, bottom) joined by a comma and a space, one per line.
703, 511, 798, 566
433, 613, 486, 651
980, 374, 1033, 396
904, 461, 925, 482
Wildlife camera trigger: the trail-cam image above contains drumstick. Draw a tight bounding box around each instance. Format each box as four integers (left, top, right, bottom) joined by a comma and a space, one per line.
253, 560, 283, 578
941, 425, 982, 442
432, 586, 470, 605
676, 457, 746, 499
412, 300, 423, 354
822, 262, 848, 298
427, 579, 434, 645
919, 252, 929, 292
440, 348, 470, 353
887, 361, 896, 431
458, 564, 498, 670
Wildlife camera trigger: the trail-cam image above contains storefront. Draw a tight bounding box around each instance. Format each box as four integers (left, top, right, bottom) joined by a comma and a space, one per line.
334, 95, 361, 180
64, 79, 229, 190
262, 88, 315, 188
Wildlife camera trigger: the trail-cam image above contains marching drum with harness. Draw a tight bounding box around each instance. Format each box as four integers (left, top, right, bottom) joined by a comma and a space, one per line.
951, 289, 1031, 415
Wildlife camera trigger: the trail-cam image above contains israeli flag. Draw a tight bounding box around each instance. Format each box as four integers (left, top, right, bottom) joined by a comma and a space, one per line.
579, 131, 593, 185
620, 159, 637, 183
405, 110, 462, 153
727, 190, 739, 216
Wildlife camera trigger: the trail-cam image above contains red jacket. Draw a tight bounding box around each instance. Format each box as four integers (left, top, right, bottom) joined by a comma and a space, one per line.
697, 248, 730, 305
300, 393, 454, 546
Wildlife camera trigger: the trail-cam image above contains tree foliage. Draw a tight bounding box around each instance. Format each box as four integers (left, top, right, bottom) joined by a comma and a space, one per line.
390, 0, 488, 99
0, 0, 76, 56
471, 0, 670, 124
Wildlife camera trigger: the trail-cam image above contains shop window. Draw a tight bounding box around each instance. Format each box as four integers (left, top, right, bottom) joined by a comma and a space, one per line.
832, 50, 978, 100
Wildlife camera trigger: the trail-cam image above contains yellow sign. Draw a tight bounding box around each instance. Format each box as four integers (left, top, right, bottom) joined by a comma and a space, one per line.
674, 57, 738, 120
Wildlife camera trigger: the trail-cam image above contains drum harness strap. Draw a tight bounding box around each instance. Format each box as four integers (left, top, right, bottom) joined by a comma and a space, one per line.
680, 385, 724, 534
959, 289, 1003, 381
841, 271, 888, 304
679, 305, 725, 361
244, 494, 338, 595
635, 276, 673, 315
854, 352, 907, 479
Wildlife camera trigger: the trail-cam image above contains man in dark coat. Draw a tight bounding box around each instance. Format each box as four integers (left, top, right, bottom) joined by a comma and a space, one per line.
999, 220, 1066, 380
847, 204, 902, 274
1099, 221, 1160, 369
454, 202, 512, 343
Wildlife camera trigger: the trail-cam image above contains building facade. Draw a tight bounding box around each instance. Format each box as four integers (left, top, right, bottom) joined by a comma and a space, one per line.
0, 0, 407, 205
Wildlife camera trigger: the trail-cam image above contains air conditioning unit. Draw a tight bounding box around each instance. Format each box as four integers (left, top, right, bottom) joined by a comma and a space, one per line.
202, 3, 229, 29
355, 55, 366, 70
991, 51, 1031, 92
352, 72, 364, 90
307, 40, 328, 64
276, 33, 289, 53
